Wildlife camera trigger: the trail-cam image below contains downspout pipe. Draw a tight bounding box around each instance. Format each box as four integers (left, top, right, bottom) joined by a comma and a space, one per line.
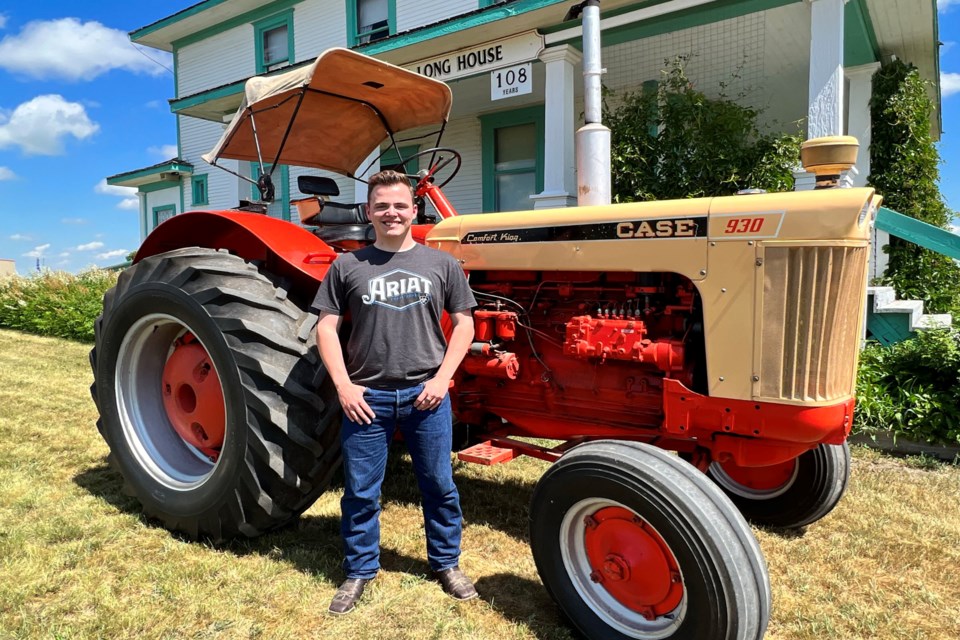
575, 0, 611, 206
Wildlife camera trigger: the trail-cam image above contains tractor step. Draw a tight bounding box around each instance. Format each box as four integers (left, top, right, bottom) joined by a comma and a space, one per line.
457, 441, 516, 465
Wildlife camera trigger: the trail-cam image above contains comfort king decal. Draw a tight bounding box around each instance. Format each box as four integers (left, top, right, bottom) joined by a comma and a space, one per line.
461, 216, 708, 244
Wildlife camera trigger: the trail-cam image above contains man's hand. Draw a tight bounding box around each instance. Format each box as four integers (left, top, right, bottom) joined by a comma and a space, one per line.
415, 377, 450, 411
338, 382, 376, 425
316, 311, 376, 425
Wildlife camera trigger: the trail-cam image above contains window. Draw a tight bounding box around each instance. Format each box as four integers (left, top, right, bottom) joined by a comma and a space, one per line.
191, 174, 209, 206
348, 0, 395, 46
153, 205, 176, 228
255, 11, 294, 74
480, 107, 544, 212
251, 163, 291, 222
380, 145, 420, 175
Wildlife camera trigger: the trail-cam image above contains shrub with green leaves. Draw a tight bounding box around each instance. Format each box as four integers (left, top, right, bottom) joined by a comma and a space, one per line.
604, 56, 802, 202
854, 328, 960, 446
0, 270, 117, 343
869, 59, 960, 315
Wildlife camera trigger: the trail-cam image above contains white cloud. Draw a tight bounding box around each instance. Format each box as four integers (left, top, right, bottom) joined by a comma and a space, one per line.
941, 0, 960, 11
0, 18, 172, 81
96, 249, 128, 260
94, 178, 139, 209
60, 217, 87, 225
148, 144, 178, 159
0, 166, 15, 180
943, 72, 960, 98
58, 252, 70, 259
76, 241, 104, 251
0, 95, 99, 155
9, 233, 32, 241
0, 15, 7, 30
23, 243, 50, 258
94, 179, 135, 197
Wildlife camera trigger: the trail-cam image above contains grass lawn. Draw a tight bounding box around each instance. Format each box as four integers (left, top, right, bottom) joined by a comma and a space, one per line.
1, 327, 958, 639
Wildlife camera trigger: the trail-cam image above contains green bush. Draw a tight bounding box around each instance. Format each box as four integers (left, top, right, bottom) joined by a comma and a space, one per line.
605, 56, 802, 202
854, 328, 960, 446
869, 59, 960, 315
0, 270, 117, 343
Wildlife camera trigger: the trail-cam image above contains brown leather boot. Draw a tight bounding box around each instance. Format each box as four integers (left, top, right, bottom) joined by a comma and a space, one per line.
328, 577, 371, 615
434, 567, 479, 601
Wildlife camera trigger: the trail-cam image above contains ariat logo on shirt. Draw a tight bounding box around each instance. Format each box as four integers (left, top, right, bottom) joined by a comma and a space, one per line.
362, 269, 434, 309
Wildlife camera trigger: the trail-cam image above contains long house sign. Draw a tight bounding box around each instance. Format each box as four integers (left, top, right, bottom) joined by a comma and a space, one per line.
404, 31, 545, 82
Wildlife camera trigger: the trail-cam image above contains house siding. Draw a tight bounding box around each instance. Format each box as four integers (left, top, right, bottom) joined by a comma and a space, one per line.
396, 0, 478, 33
177, 26, 253, 98
180, 116, 240, 210
293, 0, 347, 57
145, 188, 181, 232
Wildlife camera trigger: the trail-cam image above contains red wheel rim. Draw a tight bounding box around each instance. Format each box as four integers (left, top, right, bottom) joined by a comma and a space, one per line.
583, 506, 684, 619
161, 333, 225, 460
717, 458, 797, 492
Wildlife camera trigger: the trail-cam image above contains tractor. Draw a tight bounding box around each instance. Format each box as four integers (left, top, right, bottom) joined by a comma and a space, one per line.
90, 6, 878, 639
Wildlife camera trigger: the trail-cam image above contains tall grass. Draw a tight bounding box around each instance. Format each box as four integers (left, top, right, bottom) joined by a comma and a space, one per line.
1, 328, 959, 639
0, 269, 116, 343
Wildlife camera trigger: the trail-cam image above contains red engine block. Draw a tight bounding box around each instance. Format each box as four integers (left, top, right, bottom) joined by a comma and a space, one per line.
564, 315, 685, 373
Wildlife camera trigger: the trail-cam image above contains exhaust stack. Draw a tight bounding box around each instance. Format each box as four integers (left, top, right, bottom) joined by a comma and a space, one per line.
575, 0, 611, 206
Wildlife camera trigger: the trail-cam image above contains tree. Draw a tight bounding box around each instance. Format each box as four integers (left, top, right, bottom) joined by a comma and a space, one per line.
869, 59, 960, 314
605, 57, 801, 203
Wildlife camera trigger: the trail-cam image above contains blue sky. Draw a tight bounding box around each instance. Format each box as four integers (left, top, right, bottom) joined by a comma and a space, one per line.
0, 1, 958, 274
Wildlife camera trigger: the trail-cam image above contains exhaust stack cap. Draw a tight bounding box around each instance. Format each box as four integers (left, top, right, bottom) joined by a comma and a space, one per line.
801, 136, 859, 188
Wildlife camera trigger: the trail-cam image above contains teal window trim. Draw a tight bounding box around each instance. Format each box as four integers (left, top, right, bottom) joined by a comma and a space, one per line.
479, 0, 500, 6
169, 0, 302, 50
346, 0, 396, 47
139, 180, 181, 194
480, 105, 545, 213
152, 204, 177, 228
381, 144, 421, 175
251, 163, 292, 221
254, 10, 295, 74
191, 174, 209, 206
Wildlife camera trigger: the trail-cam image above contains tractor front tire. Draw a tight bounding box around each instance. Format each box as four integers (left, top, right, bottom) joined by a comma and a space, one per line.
530, 440, 770, 640
706, 442, 851, 529
89, 247, 340, 541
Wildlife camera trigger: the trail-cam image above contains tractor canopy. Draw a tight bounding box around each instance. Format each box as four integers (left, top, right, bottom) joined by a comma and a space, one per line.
203, 47, 453, 178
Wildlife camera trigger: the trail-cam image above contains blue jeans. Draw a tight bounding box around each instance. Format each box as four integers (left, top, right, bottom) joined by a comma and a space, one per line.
340, 383, 462, 579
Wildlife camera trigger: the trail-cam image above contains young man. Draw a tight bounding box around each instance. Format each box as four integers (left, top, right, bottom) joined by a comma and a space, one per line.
313, 170, 477, 616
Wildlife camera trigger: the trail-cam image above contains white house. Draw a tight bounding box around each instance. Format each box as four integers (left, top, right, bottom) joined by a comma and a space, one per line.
107, 0, 941, 277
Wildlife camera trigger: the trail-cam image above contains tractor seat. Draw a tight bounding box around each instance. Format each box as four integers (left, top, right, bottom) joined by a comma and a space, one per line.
294, 175, 373, 248
300, 200, 368, 226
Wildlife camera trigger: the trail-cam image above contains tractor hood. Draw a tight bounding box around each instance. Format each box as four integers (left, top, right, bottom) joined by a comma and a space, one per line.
203, 48, 452, 177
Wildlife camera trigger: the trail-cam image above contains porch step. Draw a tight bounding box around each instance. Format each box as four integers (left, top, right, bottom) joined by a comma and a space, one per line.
457, 441, 516, 466
867, 286, 952, 345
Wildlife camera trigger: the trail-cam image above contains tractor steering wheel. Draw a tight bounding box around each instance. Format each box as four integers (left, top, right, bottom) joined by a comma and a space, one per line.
400, 147, 462, 191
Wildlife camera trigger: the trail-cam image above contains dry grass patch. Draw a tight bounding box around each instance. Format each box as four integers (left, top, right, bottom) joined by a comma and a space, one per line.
1, 328, 958, 639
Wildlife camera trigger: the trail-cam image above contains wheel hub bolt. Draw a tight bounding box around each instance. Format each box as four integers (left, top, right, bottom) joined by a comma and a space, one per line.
589, 570, 604, 584
602, 555, 629, 581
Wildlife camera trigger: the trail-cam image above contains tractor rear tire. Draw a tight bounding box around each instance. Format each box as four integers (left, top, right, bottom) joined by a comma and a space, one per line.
706, 442, 851, 529
530, 440, 770, 640
89, 247, 340, 541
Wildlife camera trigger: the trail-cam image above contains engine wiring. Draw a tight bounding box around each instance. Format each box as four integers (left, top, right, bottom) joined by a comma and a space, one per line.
471, 288, 556, 379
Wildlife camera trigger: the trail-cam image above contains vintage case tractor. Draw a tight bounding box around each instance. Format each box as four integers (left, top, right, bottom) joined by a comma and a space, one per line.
90, 5, 878, 639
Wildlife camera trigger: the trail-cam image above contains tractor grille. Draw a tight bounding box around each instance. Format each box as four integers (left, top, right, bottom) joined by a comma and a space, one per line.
759, 244, 868, 402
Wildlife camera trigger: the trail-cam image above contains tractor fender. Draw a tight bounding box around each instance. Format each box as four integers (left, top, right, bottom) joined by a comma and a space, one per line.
135, 210, 339, 298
